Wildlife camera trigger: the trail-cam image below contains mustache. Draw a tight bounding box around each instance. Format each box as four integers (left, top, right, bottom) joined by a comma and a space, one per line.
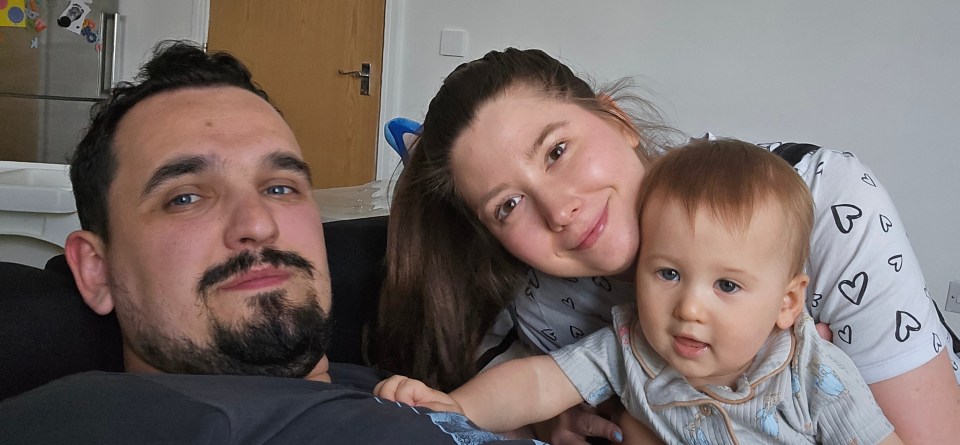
196, 248, 315, 296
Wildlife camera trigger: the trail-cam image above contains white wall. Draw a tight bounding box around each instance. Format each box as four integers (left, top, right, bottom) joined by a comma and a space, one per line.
387, 0, 960, 328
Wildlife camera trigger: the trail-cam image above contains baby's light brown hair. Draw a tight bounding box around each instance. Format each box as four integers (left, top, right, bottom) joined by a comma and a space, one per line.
637, 138, 814, 276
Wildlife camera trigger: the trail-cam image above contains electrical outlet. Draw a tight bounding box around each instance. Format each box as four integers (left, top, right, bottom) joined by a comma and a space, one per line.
945, 280, 960, 313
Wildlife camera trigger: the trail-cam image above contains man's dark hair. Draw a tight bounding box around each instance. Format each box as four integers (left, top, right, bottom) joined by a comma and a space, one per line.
70, 40, 272, 241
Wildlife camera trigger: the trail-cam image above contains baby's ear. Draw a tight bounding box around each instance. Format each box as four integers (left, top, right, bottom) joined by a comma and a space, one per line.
776, 274, 809, 330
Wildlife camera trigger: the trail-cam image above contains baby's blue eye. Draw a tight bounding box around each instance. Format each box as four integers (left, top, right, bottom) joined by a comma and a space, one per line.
717, 279, 740, 293
657, 268, 679, 281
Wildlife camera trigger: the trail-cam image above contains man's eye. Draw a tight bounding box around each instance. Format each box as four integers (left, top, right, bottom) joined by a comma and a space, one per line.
495, 195, 523, 221
168, 193, 201, 207
265, 185, 295, 195
656, 268, 680, 281
547, 142, 566, 166
717, 279, 740, 294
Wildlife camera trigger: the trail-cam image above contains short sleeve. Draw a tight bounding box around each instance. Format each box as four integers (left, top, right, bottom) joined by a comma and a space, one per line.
798, 148, 952, 383
549, 326, 626, 406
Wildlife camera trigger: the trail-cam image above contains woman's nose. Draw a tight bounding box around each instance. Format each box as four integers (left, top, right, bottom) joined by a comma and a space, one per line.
537, 190, 581, 232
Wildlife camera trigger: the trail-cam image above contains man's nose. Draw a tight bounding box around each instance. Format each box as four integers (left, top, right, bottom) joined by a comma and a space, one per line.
223, 191, 280, 250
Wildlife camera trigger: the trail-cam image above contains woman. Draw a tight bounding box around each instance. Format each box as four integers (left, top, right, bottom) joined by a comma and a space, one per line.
374, 48, 960, 443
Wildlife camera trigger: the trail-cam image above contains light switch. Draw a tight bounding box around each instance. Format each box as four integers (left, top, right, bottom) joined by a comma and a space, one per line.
439, 29, 467, 57
946, 280, 960, 313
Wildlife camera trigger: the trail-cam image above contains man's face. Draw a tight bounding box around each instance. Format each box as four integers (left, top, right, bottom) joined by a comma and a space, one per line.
103, 86, 331, 378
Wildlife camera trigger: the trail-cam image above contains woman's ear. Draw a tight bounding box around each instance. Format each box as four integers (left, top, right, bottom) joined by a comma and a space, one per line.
64, 230, 114, 315
776, 274, 809, 330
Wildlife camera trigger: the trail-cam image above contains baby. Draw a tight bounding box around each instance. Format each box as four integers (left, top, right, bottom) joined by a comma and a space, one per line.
377, 139, 901, 444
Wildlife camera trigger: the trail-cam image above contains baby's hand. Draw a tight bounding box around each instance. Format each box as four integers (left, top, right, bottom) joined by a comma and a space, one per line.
374, 375, 463, 414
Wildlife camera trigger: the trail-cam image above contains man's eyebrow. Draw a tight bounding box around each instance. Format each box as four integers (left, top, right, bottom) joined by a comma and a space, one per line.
266, 152, 312, 184
525, 121, 567, 161
141, 155, 209, 199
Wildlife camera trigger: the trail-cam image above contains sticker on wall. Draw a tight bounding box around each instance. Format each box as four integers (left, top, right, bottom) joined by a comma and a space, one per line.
29, 35, 37, 47
1, 0, 28, 27
56, 0, 88, 34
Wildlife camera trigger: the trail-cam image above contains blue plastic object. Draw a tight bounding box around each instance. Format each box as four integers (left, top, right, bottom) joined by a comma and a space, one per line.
384, 118, 422, 165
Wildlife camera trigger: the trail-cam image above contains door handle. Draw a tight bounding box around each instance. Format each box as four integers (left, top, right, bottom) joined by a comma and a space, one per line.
338, 62, 371, 96
99, 13, 120, 96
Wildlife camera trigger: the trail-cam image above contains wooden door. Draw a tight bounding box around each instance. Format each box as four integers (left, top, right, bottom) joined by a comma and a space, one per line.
207, 0, 385, 188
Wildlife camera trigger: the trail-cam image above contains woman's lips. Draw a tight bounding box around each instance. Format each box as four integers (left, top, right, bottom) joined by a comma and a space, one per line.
575, 205, 608, 250
220, 268, 290, 291
673, 335, 709, 359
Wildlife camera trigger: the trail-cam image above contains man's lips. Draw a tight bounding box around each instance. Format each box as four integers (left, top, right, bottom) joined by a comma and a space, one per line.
219, 268, 290, 291
574, 205, 608, 250
673, 335, 709, 359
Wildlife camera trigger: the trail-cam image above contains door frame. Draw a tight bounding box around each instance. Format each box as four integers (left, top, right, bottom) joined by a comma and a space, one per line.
197, 0, 402, 183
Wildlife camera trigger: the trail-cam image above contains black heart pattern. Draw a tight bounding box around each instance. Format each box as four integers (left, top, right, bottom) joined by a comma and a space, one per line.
811, 293, 823, 308
562, 277, 580, 283
861, 173, 876, 187
839, 271, 868, 305
816, 162, 824, 175
831, 204, 862, 234
592, 276, 612, 292
879, 214, 892, 233
561, 298, 575, 309
888, 255, 903, 272
527, 269, 541, 289
838, 325, 852, 344
934, 333, 943, 353
570, 326, 585, 339
895, 311, 921, 342
540, 329, 557, 342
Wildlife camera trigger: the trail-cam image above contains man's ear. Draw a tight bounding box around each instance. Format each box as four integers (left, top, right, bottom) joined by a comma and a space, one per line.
776, 273, 809, 330
64, 230, 114, 315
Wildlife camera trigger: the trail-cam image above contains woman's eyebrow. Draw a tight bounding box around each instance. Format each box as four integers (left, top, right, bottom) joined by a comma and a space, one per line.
141, 155, 209, 199
525, 121, 568, 161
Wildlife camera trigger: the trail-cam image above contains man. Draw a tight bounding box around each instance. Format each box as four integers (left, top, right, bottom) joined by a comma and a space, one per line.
0, 41, 535, 444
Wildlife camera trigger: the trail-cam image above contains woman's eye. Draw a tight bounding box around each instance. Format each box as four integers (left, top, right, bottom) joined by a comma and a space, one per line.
495, 195, 523, 221
546, 142, 566, 166
656, 268, 680, 281
717, 279, 740, 294
167, 193, 201, 207
265, 185, 296, 195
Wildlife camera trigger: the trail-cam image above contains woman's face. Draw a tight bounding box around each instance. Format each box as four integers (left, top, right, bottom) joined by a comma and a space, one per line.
450, 91, 645, 278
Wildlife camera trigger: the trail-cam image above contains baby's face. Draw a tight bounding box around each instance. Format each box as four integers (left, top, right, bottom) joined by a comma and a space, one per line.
634, 195, 804, 388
